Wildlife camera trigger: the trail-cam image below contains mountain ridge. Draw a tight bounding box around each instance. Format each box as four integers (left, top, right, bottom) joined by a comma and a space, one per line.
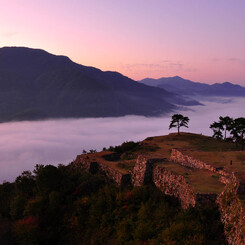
0, 47, 200, 122
139, 76, 245, 96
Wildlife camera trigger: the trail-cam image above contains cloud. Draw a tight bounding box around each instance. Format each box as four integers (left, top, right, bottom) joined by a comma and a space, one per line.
0, 97, 244, 183
122, 60, 184, 73
228, 57, 245, 65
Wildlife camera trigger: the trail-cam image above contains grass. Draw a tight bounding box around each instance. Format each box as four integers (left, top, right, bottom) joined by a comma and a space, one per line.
117, 162, 135, 171
141, 133, 245, 175
79, 132, 245, 194
157, 161, 224, 194
147, 132, 237, 151
80, 151, 130, 174
186, 134, 237, 152
237, 154, 245, 165
99, 133, 245, 177
189, 151, 245, 173
106, 141, 160, 161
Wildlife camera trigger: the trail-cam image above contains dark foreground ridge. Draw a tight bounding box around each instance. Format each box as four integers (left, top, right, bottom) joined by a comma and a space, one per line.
74, 133, 245, 244
0, 132, 244, 244
0, 47, 199, 122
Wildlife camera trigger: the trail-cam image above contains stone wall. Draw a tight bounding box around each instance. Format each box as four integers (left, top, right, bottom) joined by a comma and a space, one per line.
74, 155, 131, 188
170, 149, 245, 244
171, 149, 245, 195
219, 176, 231, 185
152, 165, 196, 209
75, 154, 220, 209
97, 161, 131, 188
75, 151, 245, 244
216, 173, 245, 245
131, 155, 163, 186
136, 153, 245, 245
74, 155, 95, 172
131, 155, 219, 209
171, 149, 230, 177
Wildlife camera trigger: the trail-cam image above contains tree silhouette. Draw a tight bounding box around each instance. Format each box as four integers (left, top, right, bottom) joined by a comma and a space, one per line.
219, 116, 233, 140
211, 116, 245, 150
169, 114, 190, 135
210, 116, 233, 140
210, 121, 224, 139
230, 117, 245, 151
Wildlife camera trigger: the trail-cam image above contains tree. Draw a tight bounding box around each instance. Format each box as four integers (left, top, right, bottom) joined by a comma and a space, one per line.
169, 114, 190, 135
230, 117, 245, 151
219, 116, 233, 140
210, 121, 224, 139
15, 171, 35, 197
210, 116, 234, 140
36, 165, 61, 194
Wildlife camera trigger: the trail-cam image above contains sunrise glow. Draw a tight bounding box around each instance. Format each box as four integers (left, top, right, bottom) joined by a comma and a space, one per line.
1, 0, 245, 84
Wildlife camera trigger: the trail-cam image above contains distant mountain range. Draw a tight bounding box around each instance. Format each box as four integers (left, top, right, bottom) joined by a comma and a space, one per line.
139, 76, 245, 97
0, 47, 199, 122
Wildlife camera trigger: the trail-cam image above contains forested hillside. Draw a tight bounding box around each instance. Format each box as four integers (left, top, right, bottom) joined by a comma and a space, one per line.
0, 163, 225, 244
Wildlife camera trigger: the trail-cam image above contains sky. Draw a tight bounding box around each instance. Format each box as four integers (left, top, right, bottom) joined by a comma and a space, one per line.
0, 96, 244, 183
1, 0, 245, 84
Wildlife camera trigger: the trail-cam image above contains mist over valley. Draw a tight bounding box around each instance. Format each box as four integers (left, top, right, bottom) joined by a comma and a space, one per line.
0, 97, 244, 183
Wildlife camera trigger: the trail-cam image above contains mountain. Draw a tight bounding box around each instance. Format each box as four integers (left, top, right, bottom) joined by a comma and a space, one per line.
0, 47, 199, 122
140, 76, 245, 97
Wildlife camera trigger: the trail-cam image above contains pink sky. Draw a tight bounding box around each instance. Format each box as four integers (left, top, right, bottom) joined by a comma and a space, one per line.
1, 0, 245, 84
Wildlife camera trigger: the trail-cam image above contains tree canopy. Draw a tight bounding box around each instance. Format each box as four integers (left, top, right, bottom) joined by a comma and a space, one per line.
169, 114, 190, 135
230, 117, 245, 151
210, 116, 245, 150
0, 164, 225, 244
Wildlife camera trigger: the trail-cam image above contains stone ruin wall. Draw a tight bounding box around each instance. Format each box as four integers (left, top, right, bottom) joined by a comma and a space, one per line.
131, 155, 150, 186
170, 148, 245, 244
75, 154, 222, 209
74, 155, 92, 172
132, 156, 217, 209
152, 165, 196, 209
74, 155, 131, 188
170, 148, 245, 194
75, 154, 198, 208
97, 161, 131, 188
75, 153, 245, 245
216, 173, 245, 245
131, 155, 162, 186
170, 148, 231, 177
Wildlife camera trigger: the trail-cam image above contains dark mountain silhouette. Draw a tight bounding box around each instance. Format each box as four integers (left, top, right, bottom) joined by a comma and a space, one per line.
0, 47, 198, 122
140, 76, 245, 97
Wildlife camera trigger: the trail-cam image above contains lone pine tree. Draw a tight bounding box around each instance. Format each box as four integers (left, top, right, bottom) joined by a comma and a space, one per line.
169, 114, 190, 135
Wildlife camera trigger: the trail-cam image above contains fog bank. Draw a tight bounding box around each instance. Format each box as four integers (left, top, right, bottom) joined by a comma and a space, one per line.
0, 97, 244, 182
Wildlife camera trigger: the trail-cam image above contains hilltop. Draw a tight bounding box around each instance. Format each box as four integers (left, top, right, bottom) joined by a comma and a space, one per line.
0, 47, 199, 122
75, 133, 245, 195
74, 132, 245, 244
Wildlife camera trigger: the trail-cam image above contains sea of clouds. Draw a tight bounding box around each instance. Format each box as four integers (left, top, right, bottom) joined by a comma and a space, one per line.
0, 97, 244, 182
